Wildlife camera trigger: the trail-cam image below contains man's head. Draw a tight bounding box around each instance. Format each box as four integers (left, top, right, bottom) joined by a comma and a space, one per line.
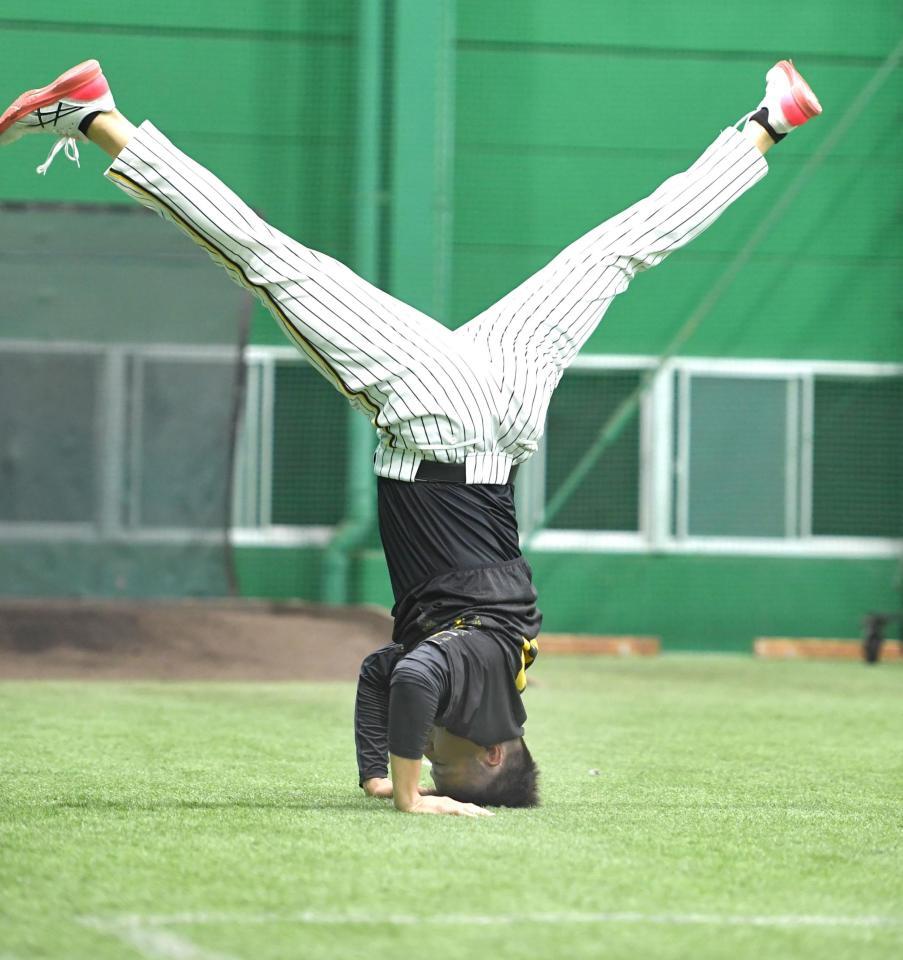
427, 728, 539, 807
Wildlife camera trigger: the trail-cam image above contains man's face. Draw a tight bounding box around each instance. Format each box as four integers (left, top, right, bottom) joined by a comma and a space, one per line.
425, 726, 497, 794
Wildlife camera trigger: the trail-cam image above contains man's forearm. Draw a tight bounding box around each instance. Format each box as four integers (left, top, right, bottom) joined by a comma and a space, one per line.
357, 645, 447, 803
389, 754, 423, 811
387, 755, 492, 817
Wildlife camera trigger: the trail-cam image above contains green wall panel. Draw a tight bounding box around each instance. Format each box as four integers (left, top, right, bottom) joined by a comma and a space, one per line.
0, 543, 234, 597
353, 549, 394, 611
0, 29, 356, 247
456, 53, 899, 160
452, 18, 902, 369
457, 0, 899, 59
3, 2, 355, 37
453, 151, 899, 259
452, 247, 902, 362
526, 553, 902, 652
1, 18, 359, 348
234, 547, 323, 601
0, 34, 354, 140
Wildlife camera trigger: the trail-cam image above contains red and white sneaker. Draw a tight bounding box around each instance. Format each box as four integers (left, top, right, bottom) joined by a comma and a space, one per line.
757, 59, 822, 135
0, 60, 115, 174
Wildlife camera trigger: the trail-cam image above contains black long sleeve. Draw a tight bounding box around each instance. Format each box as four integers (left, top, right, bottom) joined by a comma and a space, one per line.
388, 643, 450, 759
354, 644, 401, 785
354, 641, 451, 784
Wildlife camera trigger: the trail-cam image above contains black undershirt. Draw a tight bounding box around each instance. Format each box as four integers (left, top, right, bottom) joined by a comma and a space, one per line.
354, 478, 542, 784
377, 477, 522, 601
377, 478, 540, 649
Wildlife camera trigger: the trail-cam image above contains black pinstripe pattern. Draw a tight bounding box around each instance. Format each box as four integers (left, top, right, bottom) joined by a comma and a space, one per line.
107, 165, 385, 420
105, 125, 767, 483
108, 126, 504, 478
121, 144, 417, 433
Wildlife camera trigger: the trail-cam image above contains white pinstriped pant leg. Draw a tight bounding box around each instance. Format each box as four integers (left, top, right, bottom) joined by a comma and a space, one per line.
104, 122, 500, 482
457, 128, 769, 461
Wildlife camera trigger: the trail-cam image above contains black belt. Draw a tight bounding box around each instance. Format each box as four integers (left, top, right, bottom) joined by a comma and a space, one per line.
414, 460, 519, 483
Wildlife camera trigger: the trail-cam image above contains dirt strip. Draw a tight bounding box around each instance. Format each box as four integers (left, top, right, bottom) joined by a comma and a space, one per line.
0, 599, 392, 681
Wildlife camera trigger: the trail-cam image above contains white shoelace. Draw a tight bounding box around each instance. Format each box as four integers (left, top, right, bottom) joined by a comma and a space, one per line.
36, 136, 80, 176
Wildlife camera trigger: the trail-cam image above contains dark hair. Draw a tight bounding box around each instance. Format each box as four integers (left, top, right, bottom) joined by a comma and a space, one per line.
445, 739, 540, 808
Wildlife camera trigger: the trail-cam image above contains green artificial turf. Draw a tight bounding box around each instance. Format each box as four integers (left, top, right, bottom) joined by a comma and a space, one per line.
1, 656, 901, 960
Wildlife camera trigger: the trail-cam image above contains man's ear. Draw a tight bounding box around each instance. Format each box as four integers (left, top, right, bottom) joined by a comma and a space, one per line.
484, 744, 504, 767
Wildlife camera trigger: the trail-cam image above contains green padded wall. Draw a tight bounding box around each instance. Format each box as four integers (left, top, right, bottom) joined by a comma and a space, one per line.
1, 0, 359, 343
452, 1, 901, 361
2, 2, 900, 648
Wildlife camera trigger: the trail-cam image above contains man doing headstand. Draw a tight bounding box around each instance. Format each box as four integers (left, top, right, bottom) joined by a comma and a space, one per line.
0, 57, 822, 816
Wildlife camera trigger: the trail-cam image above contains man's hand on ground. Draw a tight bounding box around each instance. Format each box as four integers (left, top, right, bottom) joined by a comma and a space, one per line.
362, 777, 394, 798
407, 795, 494, 817
362, 777, 434, 799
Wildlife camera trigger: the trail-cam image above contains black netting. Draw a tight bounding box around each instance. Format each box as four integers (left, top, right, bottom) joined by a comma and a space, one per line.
813, 376, 903, 538
0, 203, 250, 598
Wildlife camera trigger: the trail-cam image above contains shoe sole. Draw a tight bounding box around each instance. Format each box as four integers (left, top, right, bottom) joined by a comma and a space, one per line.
776, 59, 822, 124
0, 60, 103, 135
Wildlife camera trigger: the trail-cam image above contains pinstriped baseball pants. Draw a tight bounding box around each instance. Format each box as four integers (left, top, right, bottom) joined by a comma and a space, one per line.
105, 124, 767, 484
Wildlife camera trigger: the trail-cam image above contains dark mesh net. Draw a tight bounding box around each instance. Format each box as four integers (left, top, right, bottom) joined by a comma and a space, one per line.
0, 202, 250, 598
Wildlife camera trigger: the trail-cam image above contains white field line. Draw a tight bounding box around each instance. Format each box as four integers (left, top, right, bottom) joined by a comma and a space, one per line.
81, 910, 902, 932
79, 917, 238, 960
77, 912, 903, 960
